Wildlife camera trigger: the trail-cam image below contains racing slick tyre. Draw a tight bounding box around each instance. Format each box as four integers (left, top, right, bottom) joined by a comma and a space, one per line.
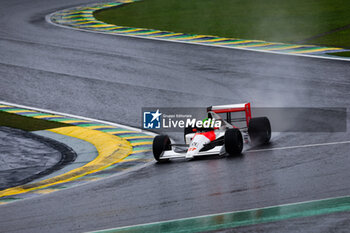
153, 135, 171, 162
224, 128, 243, 155
248, 117, 271, 145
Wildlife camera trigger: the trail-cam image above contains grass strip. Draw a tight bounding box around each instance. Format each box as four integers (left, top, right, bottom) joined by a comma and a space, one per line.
94, 0, 350, 48
326, 51, 350, 57
0, 111, 69, 131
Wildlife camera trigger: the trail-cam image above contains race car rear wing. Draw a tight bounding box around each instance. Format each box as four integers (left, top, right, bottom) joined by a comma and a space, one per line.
207, 102, 251, 127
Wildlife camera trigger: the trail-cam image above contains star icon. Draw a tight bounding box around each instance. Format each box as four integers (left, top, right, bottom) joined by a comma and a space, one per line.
151, 109, 162, 122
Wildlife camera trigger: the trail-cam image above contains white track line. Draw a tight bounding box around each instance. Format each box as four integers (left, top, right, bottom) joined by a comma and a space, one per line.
247, 140, 350, 153
0, 100, 157, 136
45, 12, 350, 62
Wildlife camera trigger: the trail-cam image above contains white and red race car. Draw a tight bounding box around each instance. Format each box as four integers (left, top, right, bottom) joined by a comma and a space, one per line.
152, 103, 271, 162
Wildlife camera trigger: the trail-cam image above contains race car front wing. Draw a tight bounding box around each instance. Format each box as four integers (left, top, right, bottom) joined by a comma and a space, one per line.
161, 145, 225, 159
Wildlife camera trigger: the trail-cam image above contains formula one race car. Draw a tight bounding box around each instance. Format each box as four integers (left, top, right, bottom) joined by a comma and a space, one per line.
152, 103, 271, 162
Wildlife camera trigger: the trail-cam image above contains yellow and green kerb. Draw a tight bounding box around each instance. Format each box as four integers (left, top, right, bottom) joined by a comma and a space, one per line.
0, 103, 153, 204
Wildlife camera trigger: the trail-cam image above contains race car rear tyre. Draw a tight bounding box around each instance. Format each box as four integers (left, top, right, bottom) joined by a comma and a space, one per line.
224, 128, 243, 155
248, 117, 271, 145
153, 135, 171, 162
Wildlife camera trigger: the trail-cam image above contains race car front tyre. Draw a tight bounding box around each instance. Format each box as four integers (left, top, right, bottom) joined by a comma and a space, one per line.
248, 117, 271, 145
224, 128, 243, 155
153, 135, 171, 162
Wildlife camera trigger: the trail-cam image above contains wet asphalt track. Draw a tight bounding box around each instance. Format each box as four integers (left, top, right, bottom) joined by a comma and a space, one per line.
0, 0, 350, 232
